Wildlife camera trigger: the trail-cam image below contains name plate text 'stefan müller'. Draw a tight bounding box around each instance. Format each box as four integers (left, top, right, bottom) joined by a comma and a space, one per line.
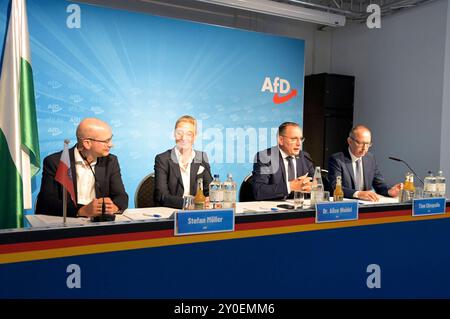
175, 209, 235, 236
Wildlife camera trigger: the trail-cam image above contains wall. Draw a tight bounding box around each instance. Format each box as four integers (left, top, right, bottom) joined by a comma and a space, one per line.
441, 1, 450, 191
330, 0, 449, 186
80, 0, 333, 76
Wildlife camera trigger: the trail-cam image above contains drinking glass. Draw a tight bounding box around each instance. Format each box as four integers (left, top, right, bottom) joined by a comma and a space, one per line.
182, 195, 195, 210
294, 191, 304, 209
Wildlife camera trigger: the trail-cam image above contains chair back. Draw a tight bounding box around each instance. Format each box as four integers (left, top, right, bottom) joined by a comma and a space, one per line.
134, 173, 156, 208
239, 174, 255, 202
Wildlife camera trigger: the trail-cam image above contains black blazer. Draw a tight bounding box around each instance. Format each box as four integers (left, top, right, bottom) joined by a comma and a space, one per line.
328, 149, 390, 198
35, 146, 129, 217
154, 149, 213, 209
252, 146, 315, 201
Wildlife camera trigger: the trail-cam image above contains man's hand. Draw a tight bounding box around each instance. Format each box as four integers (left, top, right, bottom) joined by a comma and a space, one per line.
290, 175, 312, 192
388, 183, 403, 197
77, 197, 118, 217
357, 190, 380, 202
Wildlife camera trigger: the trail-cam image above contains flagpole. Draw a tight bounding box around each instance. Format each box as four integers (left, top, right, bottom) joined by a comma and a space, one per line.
62, 139, 70, 225
63, 184, 67, 225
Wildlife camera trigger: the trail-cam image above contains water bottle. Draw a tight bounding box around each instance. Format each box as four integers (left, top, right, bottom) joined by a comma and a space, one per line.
423, 171, 436, 197
436, 170, 446, 197
222, 173, 236, 209
209, 174, 223, 209
310, 166, 324, 205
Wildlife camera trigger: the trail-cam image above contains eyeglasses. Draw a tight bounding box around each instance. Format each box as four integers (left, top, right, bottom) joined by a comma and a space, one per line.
281, 135, 305, 144
86, 135, 113, 144
350, 136, 372, 148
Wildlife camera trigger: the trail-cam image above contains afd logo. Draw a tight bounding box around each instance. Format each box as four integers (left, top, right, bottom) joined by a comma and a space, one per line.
261, 77, 298, 104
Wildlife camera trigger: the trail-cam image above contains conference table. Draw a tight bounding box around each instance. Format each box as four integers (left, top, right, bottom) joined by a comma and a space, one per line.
1, 199, 449, 298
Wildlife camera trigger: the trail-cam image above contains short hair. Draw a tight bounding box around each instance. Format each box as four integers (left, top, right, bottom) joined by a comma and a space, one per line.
349, 124, 370, 139
175, 115, 197, 132
278, 122, 300, 136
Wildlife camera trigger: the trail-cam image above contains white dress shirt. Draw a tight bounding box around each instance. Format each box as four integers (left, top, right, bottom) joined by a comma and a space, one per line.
348, 147, 364, 198
175, 147, 196, 197
279, 148, 297, 194
74, 148, 96, 205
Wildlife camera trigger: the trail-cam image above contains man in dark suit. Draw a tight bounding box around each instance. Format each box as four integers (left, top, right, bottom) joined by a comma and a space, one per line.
252, 122, 314, 201
154, 115, 213, 209
328, 124, 402, 201
36, 118, 128, 217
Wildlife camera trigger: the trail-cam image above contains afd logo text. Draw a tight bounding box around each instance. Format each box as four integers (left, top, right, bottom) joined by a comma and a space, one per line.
261, 77, 298, 104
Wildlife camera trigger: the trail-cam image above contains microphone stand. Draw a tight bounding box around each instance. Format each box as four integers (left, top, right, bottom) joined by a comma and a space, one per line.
388, 156, 424, 185
80, 150, 115, 222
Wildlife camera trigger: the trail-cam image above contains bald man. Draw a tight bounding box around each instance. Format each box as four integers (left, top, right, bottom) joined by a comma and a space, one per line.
36, 118, 128, 217
328, 125, 402, 202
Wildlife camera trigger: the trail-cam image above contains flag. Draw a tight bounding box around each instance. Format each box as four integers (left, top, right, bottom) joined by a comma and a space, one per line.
55, 141, 76, 205
0, 0, 40, 229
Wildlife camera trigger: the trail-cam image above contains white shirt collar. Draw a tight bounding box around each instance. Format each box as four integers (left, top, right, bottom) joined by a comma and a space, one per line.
74, 147, 97, 166
278, 147, 294, 160
174, 147, 196, 164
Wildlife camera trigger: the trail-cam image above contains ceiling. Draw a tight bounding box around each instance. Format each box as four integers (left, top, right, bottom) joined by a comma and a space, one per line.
273, 0, 438, 21
79, 0, 440, 26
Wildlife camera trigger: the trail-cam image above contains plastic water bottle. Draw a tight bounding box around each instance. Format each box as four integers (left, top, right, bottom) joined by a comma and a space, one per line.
310, 166, 324, 205
423, 171, 436, 197
222, 173, 236, 209
436, 170, 446, 197
209, 174, 223, 209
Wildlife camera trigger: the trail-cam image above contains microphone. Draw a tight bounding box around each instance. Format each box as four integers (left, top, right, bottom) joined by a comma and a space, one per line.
302, 152, 315, 172
79, 150, 115, 222
388, 156, 424, 185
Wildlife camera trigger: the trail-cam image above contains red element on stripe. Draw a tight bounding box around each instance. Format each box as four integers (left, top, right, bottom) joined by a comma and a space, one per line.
273, 88, 297, 104
0, 229, 174, 254
1, 207, 448, 255
55, 148, 76, 204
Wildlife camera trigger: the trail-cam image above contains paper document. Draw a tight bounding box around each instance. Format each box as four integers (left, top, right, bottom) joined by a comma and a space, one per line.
26, 214, 90, 227
123, 207, 176, 220
236, 201, 292, 214
345, 196, 399, 205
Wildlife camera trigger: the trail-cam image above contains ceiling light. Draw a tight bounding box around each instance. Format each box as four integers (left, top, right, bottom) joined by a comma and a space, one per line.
195, 0, 346, 27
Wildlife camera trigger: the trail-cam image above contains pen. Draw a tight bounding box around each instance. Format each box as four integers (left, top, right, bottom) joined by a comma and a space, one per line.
143, 212, 162, 218
298, 173, 309, 181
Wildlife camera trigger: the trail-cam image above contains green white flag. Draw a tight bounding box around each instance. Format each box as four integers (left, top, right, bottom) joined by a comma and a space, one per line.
0, 0, 40, 229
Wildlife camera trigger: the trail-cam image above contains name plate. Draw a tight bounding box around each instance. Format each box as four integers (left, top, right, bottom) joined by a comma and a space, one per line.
175, 209, 235, 236
412, 198, 446, 216
315, 201, 358, 223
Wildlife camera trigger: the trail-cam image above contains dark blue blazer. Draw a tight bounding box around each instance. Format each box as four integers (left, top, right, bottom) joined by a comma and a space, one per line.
252, 146, 315, 201
328, 149, 390, 198
154, 149, 213, 209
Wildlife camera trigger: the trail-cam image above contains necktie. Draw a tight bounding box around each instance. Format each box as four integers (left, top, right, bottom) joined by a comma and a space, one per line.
355, 158, 363, 191
287, 156, 295, 182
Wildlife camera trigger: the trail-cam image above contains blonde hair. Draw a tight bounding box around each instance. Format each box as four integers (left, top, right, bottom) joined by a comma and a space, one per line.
175, 115, 197, 132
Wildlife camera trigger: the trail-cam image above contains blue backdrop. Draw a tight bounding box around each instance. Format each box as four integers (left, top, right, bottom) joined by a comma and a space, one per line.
0, 0, 305, 210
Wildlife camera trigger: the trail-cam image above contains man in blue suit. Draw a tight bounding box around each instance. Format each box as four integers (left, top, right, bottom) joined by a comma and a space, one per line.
252, 122, 314, 201
328, 124, 402, 201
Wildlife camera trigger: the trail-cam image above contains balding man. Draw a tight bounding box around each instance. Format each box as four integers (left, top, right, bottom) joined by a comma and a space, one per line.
36, 118, 128, 217
252, 122, 314, 201
328, 125, 402, 202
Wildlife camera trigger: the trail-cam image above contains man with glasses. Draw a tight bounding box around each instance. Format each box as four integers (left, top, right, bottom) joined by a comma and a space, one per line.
252, 122, 314, 201
328, 124, 402, 201
36, 118, 128, 217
